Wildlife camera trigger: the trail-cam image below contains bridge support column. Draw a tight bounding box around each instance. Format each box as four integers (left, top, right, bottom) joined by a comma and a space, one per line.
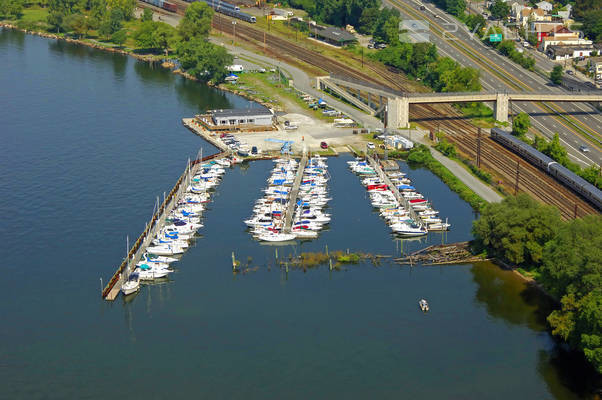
387, 97, 409, 129
494, 93, 509, 123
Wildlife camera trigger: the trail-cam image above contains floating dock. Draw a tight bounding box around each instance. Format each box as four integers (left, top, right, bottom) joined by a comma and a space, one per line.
283, 154, 308, 233
102, 152, 224, 301
366, 155, 425, 230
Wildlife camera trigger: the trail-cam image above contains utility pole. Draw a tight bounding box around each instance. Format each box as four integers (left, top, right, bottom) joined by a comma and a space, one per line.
361, 48, 364, 68
477, 128, 481, 168
514, 160, 520, 195
232, 21, 236, 46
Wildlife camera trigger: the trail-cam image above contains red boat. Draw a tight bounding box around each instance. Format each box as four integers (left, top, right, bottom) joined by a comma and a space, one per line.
366, 184, 388, 191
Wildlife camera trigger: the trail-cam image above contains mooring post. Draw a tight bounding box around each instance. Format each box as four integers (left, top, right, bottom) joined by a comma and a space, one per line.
100, 277, 103, 294
329, 258, 333, 271
325, 245, 329, 256
275, 248, 278, 260
232, 252, 236, 270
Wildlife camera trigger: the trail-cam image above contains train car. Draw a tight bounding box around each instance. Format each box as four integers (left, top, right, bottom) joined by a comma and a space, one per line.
491, 128, 602, 210
200, 0, 240, 11
549, 162, 602, 210
163, 1, 177, 12
196, 0, 255, 22
142, 0, 163, 8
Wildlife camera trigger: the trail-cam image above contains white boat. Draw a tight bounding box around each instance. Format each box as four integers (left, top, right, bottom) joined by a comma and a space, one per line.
419, 299, 429, 312
121, 272, 140, 296
135, 264, 172, 280
391, 222, 428, 237
258, 232, 296, 242
146, 243, 185, 255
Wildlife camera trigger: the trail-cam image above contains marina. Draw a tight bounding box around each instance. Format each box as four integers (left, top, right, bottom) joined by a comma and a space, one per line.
349, 155, 450, 237
102, 151, 231, 300
2, 30, 598, 400
245, 153, 332, 241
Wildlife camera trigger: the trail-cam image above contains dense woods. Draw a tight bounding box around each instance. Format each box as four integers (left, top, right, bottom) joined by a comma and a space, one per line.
473, 195, 602, 373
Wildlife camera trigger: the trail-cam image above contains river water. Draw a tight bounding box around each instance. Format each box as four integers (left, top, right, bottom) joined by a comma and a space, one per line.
0, 28, 598, 399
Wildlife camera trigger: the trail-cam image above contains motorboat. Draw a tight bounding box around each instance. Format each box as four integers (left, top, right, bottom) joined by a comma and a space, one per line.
419, 299, 429, 312
121, 272, 140, 296
146, 243, 185, 255
258, 232, 297, 242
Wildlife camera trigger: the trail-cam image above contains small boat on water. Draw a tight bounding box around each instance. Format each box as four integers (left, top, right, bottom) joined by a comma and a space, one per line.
419, 299, 429, 312
121, 272, 140, 296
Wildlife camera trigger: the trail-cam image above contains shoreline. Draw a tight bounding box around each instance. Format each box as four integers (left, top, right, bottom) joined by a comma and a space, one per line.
0, 23, 278, 111
0, 23, 551, 295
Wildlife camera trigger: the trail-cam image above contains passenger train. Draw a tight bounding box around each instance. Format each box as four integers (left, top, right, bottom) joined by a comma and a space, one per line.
490, 128, 602, 210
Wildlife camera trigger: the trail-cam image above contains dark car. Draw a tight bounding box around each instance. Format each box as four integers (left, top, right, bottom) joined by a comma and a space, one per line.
251, 146, 258, 154
320, 141, 328, 149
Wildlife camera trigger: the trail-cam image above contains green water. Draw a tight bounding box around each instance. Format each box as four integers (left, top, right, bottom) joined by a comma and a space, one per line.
0, 28, 599, 399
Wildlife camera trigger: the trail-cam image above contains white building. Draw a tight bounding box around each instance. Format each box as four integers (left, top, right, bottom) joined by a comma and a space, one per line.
210, 108, 274, 127
536, 1, 553, 12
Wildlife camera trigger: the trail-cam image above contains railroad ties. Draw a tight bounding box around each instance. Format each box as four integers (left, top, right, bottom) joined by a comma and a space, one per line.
102, 152, 231, 301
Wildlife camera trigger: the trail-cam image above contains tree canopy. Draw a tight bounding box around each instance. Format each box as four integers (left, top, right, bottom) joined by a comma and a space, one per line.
551, 65, 563, 84
176, 37, 233, 83
512, 112, 530, 136
178, 1, 213, 41
472, 194, 560, 266
539, 216, 602, 373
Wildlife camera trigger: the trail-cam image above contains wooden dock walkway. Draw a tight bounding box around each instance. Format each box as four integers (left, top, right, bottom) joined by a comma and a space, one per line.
366, 155, 425, 229
283, 155, 308, 233
102, 152, 224, 301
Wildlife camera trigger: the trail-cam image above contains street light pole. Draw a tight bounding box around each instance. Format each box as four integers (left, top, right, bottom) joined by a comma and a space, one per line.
232, 21, 237, 46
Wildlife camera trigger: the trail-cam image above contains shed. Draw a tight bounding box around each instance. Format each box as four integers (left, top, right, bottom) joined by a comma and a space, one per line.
310, 25, 357, 46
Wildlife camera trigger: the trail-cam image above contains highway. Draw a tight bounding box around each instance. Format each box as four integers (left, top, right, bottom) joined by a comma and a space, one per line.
385, 0, 602, 167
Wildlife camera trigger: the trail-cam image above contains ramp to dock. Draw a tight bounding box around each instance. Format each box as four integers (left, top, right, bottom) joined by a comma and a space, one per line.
283, 155, 308, 233
367, 155, 425, 229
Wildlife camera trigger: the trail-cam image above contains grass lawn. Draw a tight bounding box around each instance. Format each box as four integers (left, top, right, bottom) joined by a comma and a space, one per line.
224, 72, 337, 122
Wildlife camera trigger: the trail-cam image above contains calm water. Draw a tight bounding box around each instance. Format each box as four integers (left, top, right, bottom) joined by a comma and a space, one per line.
0, 29, 598, 399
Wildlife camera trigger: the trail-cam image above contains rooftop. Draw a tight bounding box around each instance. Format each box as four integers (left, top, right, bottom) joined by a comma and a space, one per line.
547, 45, 595, 56
313, 25, 356, 43
210, 108, 273, 118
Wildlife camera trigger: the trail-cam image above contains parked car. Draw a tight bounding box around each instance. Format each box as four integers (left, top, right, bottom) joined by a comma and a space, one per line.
251, 146, 258, 155
567, 70, 574, 75
523, 41, 529, 47
367, 142, 375, 149
320, 141, 328, 149
579, 145, 590, 153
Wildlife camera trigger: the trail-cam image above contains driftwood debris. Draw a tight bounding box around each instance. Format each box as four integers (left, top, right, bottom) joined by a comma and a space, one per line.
395, 241, 485, 266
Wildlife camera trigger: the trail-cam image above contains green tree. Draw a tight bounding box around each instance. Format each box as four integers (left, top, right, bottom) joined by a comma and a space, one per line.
472, 194, 561, 266
106, 0, 134, 20
98, 8, 123, 38
178, 1, 213, 41
0, 0, 24, 19
551, 64, 563, 84
63, 13, 88, 37
540, 215, 602, 373
357, 6, 379, 34
441, 65, 481, 92
465, 14, 486, 33
512, 112, 530, 136
581, 10, 602, 43
176, 37, 233, 83
141, 6, 153, 22
489, 0, 510, 20
111, 28, 127, 47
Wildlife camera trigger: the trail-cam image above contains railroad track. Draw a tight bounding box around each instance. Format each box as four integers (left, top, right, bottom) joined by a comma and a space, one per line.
388, 0, 602, 146
144, 1, 598, 218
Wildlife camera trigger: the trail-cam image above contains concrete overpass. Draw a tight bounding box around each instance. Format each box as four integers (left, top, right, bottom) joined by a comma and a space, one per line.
316, 75, 602, 128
